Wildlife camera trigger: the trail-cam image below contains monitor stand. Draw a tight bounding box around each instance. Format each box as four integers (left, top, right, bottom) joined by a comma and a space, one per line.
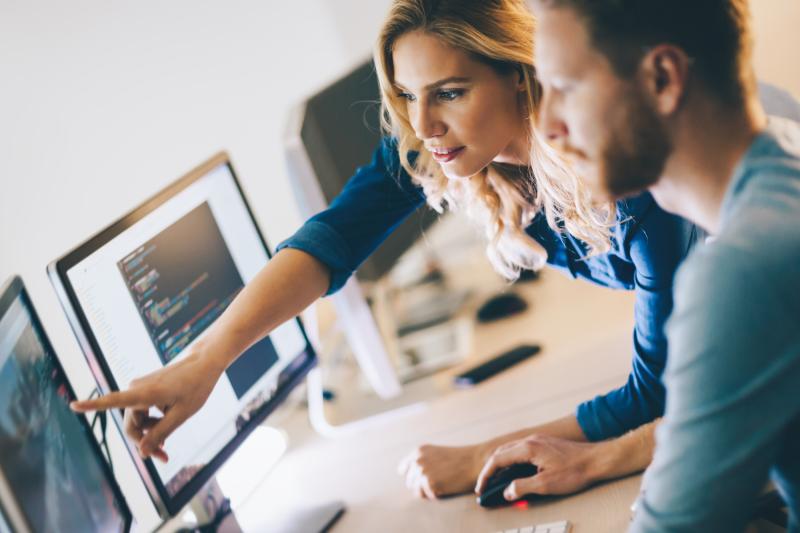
159, 426, 345, 533
181, 479, 344, 533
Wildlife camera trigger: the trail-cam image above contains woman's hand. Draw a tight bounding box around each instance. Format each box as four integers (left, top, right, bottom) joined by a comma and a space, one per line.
475, 434, 604, 501
398, 442, 495, 499
70, 349, 224, 463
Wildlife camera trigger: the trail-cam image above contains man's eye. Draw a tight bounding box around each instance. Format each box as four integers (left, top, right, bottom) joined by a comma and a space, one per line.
398, 92, 416, 102
438, 89, 464, 101
551, 82, 573, 95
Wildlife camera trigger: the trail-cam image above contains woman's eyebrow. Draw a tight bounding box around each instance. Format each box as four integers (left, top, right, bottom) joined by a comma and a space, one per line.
394, 76, 472, 92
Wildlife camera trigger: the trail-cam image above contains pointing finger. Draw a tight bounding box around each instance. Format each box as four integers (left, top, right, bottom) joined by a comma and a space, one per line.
71, 389, 149, 412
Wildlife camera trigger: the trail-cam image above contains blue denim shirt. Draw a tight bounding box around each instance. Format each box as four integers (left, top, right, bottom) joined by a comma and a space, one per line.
278, 137, 699, 441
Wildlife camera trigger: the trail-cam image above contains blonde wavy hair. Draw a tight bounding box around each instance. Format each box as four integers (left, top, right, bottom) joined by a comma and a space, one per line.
374, 0, 616, 279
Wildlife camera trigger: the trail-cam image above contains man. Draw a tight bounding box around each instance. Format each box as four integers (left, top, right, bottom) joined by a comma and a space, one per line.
478, 1, 800, 530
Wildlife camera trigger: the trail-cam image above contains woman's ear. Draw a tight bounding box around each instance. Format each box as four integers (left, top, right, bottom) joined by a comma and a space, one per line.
514, 65, 526, 91
640, 44, 691, 115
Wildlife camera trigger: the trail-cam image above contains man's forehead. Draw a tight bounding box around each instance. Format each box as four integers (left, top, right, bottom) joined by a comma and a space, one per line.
532, 4, 601, 77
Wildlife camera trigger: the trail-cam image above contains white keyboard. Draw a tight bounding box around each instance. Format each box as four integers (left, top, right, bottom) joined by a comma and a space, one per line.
491, 520, 571, 533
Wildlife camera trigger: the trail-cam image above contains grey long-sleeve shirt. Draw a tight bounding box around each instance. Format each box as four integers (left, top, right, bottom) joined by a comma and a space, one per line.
631, 118, 800, 532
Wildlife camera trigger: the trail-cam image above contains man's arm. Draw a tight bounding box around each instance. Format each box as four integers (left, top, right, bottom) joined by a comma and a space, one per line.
630, 247, 799, 531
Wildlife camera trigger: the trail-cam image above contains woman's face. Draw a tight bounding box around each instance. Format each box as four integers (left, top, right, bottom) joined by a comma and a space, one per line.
392, 31, 530, 180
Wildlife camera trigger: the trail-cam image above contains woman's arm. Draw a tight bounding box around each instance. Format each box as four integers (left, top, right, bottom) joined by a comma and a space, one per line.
400, 196, 691, 498
400, 414, 584, 499
277, 137, 427, 293
72, 138, 428, 459
476, 419, 659, 501
72, 248, 330, 460
575, 197, 700, 441
401, 413, 660, 500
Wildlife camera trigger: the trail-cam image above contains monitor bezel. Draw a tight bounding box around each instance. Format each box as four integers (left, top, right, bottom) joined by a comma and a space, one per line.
0, 275, 134, 533
46, 152, 317, 517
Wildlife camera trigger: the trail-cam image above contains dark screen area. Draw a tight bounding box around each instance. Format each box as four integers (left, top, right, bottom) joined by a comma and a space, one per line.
118, 202, 244, 364
0, 295, 127, 533
117, 202, 278, 399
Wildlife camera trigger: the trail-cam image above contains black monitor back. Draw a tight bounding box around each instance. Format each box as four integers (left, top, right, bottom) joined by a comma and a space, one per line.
299, 60, 437, 282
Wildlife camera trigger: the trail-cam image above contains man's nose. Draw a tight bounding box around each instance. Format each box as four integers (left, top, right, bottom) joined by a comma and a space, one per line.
538, 89, 569, 142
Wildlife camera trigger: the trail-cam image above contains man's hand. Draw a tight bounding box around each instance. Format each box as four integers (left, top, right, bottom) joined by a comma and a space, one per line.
70, 351, 224, 462
475, 434, 603, 501
398, 442, 494, 499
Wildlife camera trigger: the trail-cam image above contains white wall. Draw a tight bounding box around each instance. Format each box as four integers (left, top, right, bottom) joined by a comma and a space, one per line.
0, 0, 797, 529
0, 1, 390, 529
752, 0, 800, 99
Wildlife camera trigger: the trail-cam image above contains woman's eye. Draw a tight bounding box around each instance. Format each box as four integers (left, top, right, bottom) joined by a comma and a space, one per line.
437, 89, 463, 101
398, 92, 416, 102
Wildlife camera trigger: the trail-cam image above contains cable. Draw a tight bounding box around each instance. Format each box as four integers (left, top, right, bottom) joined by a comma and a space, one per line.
87, 388, 114, 474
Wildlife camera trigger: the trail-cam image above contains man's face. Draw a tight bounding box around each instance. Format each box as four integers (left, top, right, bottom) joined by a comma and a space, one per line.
532, 4, 672, 200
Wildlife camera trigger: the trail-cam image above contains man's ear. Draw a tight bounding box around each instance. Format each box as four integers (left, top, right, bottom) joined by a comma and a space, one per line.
639, 44, 691, 115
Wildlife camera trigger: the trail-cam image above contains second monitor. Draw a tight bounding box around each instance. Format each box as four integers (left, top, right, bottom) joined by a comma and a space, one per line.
48, 152, 318, 518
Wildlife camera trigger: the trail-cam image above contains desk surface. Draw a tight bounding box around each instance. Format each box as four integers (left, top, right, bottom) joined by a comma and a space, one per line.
232, 267, 643, 533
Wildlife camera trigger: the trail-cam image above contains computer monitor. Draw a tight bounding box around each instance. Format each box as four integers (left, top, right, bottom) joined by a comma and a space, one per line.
47, 152, 317, 518
285, 59, 437, 400
0, 276, 133, 533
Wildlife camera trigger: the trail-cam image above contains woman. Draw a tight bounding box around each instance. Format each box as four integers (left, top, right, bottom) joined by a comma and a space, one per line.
72, 0, 696, 503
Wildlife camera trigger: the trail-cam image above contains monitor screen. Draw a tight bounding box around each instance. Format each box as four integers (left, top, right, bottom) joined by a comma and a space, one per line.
0, 276, 132, 533
48, 153, 316, 516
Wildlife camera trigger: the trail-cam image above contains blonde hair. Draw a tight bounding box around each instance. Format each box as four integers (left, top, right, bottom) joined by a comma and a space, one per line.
374, 0, 616, 279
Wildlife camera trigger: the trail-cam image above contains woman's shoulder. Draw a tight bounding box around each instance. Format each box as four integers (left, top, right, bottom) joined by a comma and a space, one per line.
615, 191, 701, 279
614, 191, 657, 223
614, 191, 700, 241
378, 136, 415, 175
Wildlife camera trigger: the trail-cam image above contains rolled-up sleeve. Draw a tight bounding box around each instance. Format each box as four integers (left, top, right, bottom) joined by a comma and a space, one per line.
576, 202, 699, 441
277, 138, 427, 294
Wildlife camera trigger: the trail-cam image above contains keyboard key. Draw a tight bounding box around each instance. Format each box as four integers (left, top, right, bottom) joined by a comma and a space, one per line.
489, 519, 570, 533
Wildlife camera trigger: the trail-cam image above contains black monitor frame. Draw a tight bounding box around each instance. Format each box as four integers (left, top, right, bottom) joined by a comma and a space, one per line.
0, 275, 134, 532
47, 152, 317, 518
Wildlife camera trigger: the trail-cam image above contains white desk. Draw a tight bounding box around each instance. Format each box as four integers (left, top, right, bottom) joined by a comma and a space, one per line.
233, 268, 644, 532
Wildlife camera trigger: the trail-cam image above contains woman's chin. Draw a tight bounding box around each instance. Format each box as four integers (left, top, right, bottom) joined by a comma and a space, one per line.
440, 163, 480, 181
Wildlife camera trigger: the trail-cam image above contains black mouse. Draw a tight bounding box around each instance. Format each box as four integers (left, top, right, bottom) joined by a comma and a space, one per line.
477, 463, 538, 507
476, 292, 528, 323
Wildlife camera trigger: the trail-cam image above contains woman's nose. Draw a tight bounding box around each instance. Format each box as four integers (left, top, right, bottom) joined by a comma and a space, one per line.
412, 104, 445, 140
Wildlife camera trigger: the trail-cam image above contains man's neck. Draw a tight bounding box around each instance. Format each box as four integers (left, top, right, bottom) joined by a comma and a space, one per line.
650, 91, 767, 234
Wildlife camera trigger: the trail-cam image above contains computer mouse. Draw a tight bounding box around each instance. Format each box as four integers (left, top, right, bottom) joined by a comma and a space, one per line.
476, 292, 528, 323
477, 463, 538, 508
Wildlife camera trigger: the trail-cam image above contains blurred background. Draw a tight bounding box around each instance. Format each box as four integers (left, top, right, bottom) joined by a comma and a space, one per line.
1, 0, 798, 530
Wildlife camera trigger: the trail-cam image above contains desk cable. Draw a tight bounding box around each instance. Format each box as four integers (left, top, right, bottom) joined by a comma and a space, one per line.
87, 388, 114, 474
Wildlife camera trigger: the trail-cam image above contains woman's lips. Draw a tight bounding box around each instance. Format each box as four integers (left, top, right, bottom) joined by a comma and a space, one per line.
429, 146, 465, 163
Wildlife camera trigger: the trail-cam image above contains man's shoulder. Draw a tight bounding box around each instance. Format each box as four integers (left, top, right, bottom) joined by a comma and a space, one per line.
739, 118, 800, 185
759, 82, 800, 123
674, 214, 800, 327
721, 120, 800, 258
